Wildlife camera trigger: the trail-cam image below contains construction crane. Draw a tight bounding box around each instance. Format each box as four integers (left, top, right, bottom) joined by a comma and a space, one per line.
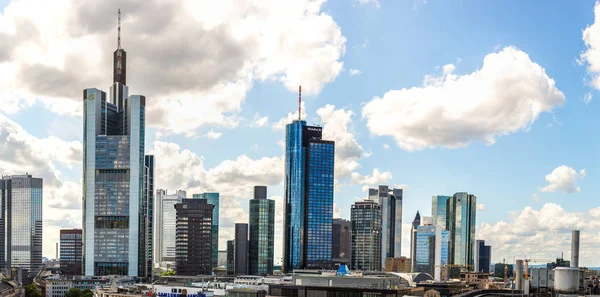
523, 258, 553, 280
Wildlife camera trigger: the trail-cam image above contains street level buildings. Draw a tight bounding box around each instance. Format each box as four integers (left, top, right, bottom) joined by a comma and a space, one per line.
368, 185, 402, 270
154, 190, 186, 269
283, 121, 335, 271
60, 229, 82, 275
248, 186, 275, 275
174, 198, 214, 276
351, 200, 381, 271
192, 192, 219, 268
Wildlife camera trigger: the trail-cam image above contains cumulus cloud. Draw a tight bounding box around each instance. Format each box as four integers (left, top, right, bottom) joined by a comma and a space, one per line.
477, 203, 486, 211
204, 129, 222, 140
0, 0, 346, 135
362, 47, 565, 151
272, 101, 307, 131
477, 203, 600, 265
251, 114, 269, 128
581, 2, 600, 91
539, 165, 586, 194
349, 69, 361, 76
584, 92, 593, 105
351, 168, 392, 186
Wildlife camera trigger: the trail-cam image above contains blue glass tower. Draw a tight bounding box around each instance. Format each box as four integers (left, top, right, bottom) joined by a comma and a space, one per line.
284, 121, 335, 272
446, 192, 477, 276
193, 192, 219, 268
431, 195, 451, 230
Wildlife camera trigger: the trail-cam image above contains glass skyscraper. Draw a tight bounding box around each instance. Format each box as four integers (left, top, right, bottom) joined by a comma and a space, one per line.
474, 239, 492, 273
284, 121, 335, 272
142, 155, 154, 278
432, 195, 451, 230
413, 225, 449, 281
446, 192, 477, 275
0, 174, 43, 274
153, 190, 186, 269
368, 185, 402, 270
83, 28, 150, 276
60, 229, 83, 275
248, 186, 275, 275
174, 199, 214, 276
350, 200, 381, 271
193, 192, 219, 268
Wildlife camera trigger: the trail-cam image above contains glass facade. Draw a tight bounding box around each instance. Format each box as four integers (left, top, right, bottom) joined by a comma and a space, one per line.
193, 192, 219, 268
475, 240, 491, 273
350, 200, 381, 271
413, 225, 449, 280
332, 218, 351, 266
174, 199, 214, 276
0, 175, 43, 273
154, 190, 185, 268
370, 186, 403, 270
249, 187, 275, 275
60, 229, 83, 275
446, 192, 477, 275
432, 195, 451, 230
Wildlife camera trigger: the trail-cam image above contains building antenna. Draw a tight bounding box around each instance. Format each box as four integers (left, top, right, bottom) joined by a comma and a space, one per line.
117, 9, 121, 49
298, 85, 301, 121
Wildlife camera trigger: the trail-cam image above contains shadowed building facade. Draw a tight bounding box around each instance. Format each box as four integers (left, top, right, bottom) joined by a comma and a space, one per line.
249, 186, 275, 275
174, 199, 213, 276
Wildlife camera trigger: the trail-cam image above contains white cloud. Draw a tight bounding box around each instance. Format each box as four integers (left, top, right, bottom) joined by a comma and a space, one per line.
477, 203, 600, 265
362, 47, 565, 151
539, 165, 586, 194
204, 129, 222, 140
584, 92, 593, 105
383, 143, 390, 150
349, 69, 361, 76
251, 114, 269, 128
0, 0, 346, 136
477, 203, 486, 211
581, 2, 600, 91
358, 0, 380, 9
272, 101, 307, 131
351, 168, 392, 186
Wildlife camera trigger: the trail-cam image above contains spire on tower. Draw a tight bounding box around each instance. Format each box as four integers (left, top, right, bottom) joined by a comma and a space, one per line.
117, 9, 121, 49
298, 85, 302, 121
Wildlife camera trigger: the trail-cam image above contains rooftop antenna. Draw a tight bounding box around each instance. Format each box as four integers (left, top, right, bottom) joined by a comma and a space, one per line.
117, 9, 121, 49
298, 85, 302, 121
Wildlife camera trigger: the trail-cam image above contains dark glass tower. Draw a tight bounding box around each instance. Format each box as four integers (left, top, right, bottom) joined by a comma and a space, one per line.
446, 192, 477, 275
249, 186, 275, 275
475, 240, 491, 273
234, 223, 248, 275
193, 192, 219, 268
226, 240, 234, 275
174, 199, 214, 276
368, 185, 402, 269
284, 121, 335, 272
350, 200, 381, 271
60, 229, 83, 275
332, 218, 351, 266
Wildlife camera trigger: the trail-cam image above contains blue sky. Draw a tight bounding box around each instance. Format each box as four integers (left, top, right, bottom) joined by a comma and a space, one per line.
2, 0, 600, 265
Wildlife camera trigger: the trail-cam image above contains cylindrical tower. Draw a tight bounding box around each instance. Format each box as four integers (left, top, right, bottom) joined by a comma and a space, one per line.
571, 230, 580, 268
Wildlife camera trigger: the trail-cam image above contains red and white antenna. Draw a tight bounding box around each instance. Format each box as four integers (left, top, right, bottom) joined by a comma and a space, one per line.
117, 9, 121, 49
298, 85, 301, 121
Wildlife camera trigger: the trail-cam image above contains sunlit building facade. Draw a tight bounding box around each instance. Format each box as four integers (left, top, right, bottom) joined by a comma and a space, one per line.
154, 190, 186, 269
368, 185, 402, 270
447, 192, 477, 276
193, 192, 219, 268
431, 195, 451, 230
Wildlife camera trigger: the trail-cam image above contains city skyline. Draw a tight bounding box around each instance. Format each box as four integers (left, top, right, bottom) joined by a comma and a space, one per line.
2, 0, 600, 267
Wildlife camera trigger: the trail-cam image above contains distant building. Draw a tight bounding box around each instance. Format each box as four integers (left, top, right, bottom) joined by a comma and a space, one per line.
547, 257, 570, 269
235, 223, 249, 275
351, 200, 381, 271
474, 240, 491, 273
44, 276, 109, 297
447, 192, 477, 275
332, 218, 351, 266
143, 155, 155, 278
409, 211, 421, 271
283, 121, 335, 272
385, 257, 411, 273
226, 240, 234, 275
412, 225, 449, 281
0, 174, 43, 274
431, 196, 451, 230
493, 263, 514, 278
193, 192, 219, 268
60, 229, 83, 275
218, 250, 227, 267
368, 186, 403, 270
174, 199, 214, 276
154, 190, 186, 269
248, 186, 275, 275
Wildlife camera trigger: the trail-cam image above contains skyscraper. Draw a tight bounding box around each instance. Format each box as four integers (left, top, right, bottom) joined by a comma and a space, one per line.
431, 195, 451, 230
234, 223, 249, 275
154, 190, 186, 269
410, 210, 421, 271
0, 174, 43, 274
60, 229, 83, 275
82, 11, 149, 276
368, 185, 402, 269
350, 200, 381, 271
226, 240, 234, 275
174, 199, 214, 276
284, 121, 335, 272
142, 155, 154, 278
193, 192, 219, 268
248, 186, 275, 275
332, 218, 351, 266
474, 240, 491, 273
446, 192, 477, 274
412, 224, 449, 281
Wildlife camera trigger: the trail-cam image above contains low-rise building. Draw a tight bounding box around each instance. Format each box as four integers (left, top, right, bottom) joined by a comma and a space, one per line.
459, 272, 490, 289
45, 276, 109, 297
385, 257, 411, 273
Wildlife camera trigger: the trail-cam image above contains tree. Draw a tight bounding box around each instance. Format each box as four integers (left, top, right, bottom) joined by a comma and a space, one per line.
24, 284, 41, 297
82, 288, 94, 297
160, 269, 175, 276
65, 288, 83, 297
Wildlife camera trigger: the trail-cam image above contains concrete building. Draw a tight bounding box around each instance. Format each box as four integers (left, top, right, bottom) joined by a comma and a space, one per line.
284, 121, 335, 271
332, 219, 351, 266
350, 200, 381, 271
447, 192, 476, 275
368, 185, 403, 270
44, 276, 109, 297
234, 223, 249, 275
0, 174, 43, 274
154, 190, 186, 269
474, 240, 491, 273
82, 16, 150, 276
174, 199, 214, 276
248, 186, 275, 275
192, 192, 219, 268
385, 257, 411, 273
59, 229, 82, 275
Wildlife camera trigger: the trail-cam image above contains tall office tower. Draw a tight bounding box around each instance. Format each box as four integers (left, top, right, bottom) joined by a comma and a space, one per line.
192, 192, 219, 268
153, 190, 186, 269
141, 155, 154, 278
0, 175, 43, 273
249, 186, 275, 275
432, 196, 451, 230
332, 218, 351, 266
226, 240, 234, 275
368, 185, 403, 270
350, 200, 381, 271
60, 229, 83, 275
82, 12, 148, 276
174, 199, 214, 276
474, 240, 492, 273
412, 224, 449, 281
234, 223, 249, 275
409, 210, 421, 271
446, 192, 477, 275
283, 121, 335, 272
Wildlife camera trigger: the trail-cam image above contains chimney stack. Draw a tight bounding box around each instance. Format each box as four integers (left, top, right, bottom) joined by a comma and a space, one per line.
571, 230, 580, 268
